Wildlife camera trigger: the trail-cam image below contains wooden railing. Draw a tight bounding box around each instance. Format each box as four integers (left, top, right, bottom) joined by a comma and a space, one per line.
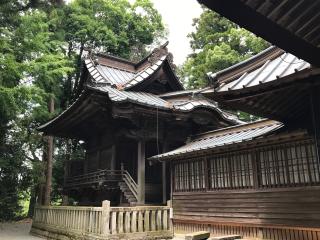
65, 169, 139, 201
65, 169, 123, 187
122, 170, 138, 199
32, 205, 103, 234
31, 201, 173, 240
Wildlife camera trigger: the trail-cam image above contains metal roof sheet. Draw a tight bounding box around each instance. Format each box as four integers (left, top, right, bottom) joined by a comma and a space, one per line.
96, 65, 135, 86
149, 120, 283, 160
84, 55, 168, 89
213, 50, 310, 92
93, 85, 170, 109
122, 56, 167, 89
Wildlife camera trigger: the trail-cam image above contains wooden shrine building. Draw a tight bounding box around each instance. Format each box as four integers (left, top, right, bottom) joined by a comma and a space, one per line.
38, 43, 240, 206
150, 46, 320, 239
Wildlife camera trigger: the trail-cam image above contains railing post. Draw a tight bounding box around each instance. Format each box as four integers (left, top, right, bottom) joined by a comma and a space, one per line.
167, 200, 173, 233
101, 200, 110, 235
120, 162, 124, 173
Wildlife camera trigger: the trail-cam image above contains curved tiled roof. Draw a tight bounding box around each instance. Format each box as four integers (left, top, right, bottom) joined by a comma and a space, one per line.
121, 55, 167, 89
83, 42, 183, 90
38, 84, 242, 132
89, 85, 171, 109
87, 55, 170, 89
149, 119, 283, 160
96, 65, 135, 86
208, 46, 311, 92
38, 44, 242, 133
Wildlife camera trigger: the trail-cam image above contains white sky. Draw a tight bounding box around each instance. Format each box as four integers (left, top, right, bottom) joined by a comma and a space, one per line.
151, 0, 203, 65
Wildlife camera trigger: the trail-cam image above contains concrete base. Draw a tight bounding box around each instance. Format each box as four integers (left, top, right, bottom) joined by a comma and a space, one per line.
31, 224, 173, 240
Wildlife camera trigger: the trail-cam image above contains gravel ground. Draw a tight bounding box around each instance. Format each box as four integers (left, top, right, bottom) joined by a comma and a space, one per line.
0, 220, 186, 240
0, 220, 42, 240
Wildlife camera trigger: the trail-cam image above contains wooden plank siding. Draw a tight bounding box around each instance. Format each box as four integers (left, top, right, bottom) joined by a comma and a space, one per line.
171, 137, 320, 239
173, 187, 320, 227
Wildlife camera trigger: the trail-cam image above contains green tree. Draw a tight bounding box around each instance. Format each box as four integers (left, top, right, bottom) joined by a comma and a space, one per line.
62, 0, 165, 100
0, 86, 48, 220
180, 9, 269, 89
0, 0, 165, 219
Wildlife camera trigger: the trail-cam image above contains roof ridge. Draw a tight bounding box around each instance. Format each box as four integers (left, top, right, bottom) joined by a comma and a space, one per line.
92, 41, 170, 70
121, 55, 169, 90
208, 46, 284, 86
97, 63, 136, 74
94, 52, 136, 65
135, 41, 169, 67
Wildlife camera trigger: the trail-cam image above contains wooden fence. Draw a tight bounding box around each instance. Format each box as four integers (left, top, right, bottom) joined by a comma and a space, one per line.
31, 201, 173, 240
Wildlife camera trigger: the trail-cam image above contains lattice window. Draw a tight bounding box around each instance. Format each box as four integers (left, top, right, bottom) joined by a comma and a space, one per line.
173, 139, 320, 192
259, 140, 320, 187
209, 152, 253, 190
174, 159, 206, 192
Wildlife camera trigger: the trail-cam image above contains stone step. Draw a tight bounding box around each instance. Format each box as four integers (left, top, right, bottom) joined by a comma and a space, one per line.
122, 190, 134, 196
210, 235, 242, 240
185, 231, 210, 240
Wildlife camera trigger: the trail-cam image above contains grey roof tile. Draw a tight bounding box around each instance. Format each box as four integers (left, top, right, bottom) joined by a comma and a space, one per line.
150, 120, 283, 160
215, 51, 310, 92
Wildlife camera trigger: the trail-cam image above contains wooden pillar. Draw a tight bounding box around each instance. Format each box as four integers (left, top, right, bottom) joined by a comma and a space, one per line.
162, 142, 169, 204
162, 162, 166, 204
111, 144, 116, 170
137, 139, 145, 204
310, 88, 320, 169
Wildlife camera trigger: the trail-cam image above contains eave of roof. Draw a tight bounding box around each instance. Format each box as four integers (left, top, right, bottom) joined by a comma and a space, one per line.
149, 119, 283, 161
208, 46, 283, 86
198, 0, 320, 66
38, 84, 242, 133
202, 47, 320, 99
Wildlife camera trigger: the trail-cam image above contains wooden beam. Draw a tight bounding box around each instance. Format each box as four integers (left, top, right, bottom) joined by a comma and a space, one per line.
310, 87, 320, 172
198, 0, 320, 66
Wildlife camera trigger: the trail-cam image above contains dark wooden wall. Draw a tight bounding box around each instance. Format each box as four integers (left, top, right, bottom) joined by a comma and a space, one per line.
171, 136, 320, 239
173, 186, 320, 226
173, 187, 320, 239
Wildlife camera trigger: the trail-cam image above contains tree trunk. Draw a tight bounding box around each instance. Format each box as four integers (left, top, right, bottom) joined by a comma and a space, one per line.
72, 43, 85, 97
44, 97, 54, 206
62, 139, 72, 205
27, 186, 37, 217
37, 148, 47, 205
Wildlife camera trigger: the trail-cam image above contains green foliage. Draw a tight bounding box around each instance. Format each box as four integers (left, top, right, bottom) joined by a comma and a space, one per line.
64, 0, 164, 58
180, 9, 269, 89
0, 86, 48, 220
0, 0, 165, 220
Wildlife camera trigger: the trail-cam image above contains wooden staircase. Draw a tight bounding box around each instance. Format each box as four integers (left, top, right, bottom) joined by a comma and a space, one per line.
118, 170, 138, 205
118, 181, 137, 205
65, 168, 139, 205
